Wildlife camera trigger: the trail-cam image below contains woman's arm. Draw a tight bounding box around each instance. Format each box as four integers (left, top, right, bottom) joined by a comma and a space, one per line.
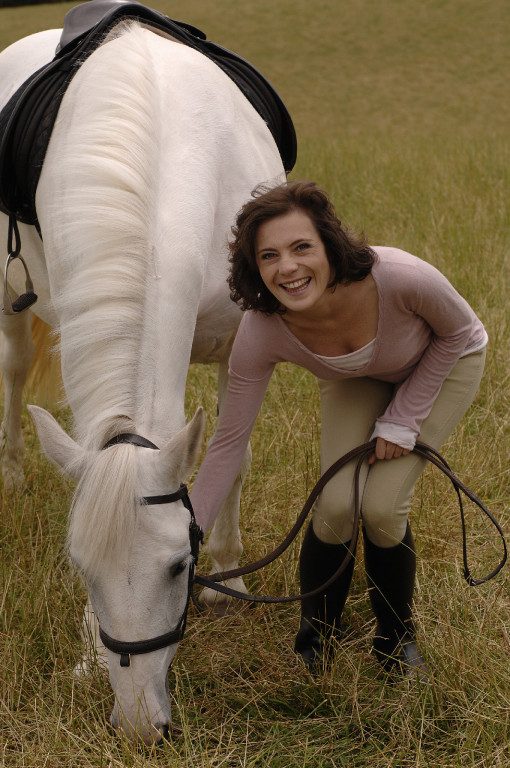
190, 312, 277, 532
372, 257, 486, 450
190, 366, 272, 532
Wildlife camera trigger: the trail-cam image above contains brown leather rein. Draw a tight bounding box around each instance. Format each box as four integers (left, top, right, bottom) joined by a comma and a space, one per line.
194, 441, 507, 603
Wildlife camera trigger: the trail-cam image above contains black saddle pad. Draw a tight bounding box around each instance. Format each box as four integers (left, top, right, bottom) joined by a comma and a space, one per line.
0, 0, 297, 227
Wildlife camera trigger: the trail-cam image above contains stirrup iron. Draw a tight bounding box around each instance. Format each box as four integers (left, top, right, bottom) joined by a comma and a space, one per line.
2, 215, 38, 315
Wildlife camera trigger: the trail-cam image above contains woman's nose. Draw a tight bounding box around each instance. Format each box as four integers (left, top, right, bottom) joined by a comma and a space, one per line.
278, 253, 297, 275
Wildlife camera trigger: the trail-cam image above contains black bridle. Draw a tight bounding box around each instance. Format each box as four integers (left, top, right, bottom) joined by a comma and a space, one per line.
97, 433, 203, 667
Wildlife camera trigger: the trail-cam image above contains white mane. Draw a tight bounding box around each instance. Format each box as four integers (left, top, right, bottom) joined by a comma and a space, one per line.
52, 23, 156, 451
68, 443, 139, 578
51, 24, 160, 575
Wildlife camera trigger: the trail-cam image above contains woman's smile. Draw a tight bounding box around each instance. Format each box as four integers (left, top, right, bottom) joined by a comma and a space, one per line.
280, 276, 311, 294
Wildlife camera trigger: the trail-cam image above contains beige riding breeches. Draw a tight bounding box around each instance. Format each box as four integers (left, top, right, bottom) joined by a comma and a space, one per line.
313, 349, 486, 548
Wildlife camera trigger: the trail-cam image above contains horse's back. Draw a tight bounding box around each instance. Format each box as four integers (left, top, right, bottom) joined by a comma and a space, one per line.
0, 30, 62, 109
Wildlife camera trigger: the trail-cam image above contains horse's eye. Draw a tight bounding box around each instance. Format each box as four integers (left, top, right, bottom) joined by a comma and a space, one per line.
170, 560, 187, 578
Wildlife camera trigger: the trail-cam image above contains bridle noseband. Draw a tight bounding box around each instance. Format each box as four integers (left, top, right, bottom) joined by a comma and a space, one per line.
98, 433, 203, 667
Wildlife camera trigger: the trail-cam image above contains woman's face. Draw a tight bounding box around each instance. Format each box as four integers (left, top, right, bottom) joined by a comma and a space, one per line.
255, 208, 334, 316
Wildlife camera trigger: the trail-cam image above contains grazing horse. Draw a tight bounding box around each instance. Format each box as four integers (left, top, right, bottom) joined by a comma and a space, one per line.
0, 8, 289, 743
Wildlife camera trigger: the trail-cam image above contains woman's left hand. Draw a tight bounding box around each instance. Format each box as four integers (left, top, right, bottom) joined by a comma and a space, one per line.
368, 437, 411, 465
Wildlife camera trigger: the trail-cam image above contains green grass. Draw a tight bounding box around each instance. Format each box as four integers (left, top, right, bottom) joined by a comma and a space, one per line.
1, 1, 509, 766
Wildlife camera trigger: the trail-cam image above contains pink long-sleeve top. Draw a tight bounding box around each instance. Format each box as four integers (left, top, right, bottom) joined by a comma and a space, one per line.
191, 247, 487, 532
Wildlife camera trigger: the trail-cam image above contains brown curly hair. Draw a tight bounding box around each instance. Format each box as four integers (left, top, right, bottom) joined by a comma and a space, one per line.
228, 181, 375, 314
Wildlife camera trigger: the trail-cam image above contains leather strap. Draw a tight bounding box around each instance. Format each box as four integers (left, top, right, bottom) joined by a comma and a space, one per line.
103, 432, 159, 450
97, 431, 202, 666
99, 623, 185, 667
194, 441, 507, 602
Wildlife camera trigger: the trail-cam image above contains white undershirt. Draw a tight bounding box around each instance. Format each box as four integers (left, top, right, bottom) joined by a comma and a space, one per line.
316, 338, 376, 371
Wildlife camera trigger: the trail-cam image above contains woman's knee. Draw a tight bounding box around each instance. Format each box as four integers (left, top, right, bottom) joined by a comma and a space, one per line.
361, 452, 427, 546
362, 505, 409, 547
312, 496, 355, 544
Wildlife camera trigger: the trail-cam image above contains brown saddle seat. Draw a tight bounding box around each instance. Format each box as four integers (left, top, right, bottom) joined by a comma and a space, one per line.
0, 0, 297, 227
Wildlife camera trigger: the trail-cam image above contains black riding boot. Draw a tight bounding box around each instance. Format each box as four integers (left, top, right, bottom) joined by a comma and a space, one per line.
294, 522, 356, 671
363, 524, 428, 680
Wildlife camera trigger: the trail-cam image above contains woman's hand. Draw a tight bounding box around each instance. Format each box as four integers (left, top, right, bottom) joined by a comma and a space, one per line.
368, 437, 411, 465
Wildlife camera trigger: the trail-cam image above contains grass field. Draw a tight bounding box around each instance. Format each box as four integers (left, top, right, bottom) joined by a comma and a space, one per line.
1, 1, 509, 766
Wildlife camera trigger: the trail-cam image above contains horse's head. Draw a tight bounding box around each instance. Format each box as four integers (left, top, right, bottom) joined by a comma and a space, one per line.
28, 405, 205, 744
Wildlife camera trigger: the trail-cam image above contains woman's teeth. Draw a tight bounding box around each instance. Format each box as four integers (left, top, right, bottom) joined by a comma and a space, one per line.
281, 277, 310, 292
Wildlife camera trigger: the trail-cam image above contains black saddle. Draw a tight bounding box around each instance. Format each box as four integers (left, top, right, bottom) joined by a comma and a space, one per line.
0, 0, 297, 227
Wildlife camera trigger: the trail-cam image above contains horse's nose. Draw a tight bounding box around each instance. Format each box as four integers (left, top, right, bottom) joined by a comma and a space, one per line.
110, 707, 170, 744
154, 721, 170, 744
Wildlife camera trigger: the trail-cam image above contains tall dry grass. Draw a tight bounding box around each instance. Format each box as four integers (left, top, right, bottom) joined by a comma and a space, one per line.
1, 0, 509, 766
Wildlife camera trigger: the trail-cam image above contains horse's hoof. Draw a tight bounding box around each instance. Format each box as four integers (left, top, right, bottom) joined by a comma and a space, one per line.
195, 585, 251, 617
73, 659, 90, 678
1, 465, 24, 491
73, 652, 109, 677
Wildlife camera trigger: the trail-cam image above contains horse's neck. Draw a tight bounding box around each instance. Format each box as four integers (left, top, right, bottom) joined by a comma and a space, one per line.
133, 247, 202, 442
36, 24, 284, 446
35, 31, 207, 445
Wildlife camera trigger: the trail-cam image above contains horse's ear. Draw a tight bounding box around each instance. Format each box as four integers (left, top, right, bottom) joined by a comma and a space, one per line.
27, 405, 85, 481
160, 407, 205, 478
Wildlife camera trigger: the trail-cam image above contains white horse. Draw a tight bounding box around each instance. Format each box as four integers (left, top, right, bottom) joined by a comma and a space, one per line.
0, 17, 285, 743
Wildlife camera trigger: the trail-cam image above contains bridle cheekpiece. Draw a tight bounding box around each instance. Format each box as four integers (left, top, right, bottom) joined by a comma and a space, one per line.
98, 432, 203, 667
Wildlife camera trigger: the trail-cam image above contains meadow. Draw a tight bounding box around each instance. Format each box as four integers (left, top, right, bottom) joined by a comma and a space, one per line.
0, 1, 509, 766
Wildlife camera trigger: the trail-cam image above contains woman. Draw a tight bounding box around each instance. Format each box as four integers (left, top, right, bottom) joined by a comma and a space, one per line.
190, 181, 487, 678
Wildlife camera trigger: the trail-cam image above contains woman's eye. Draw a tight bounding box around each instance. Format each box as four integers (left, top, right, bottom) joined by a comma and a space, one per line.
260, 252, 277, 260
296, 242, 310, 252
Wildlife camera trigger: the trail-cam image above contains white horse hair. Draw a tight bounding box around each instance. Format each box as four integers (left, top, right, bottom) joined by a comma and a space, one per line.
50, 25, 156, 444
0, 19, 285, 744
50, 26, 157, 579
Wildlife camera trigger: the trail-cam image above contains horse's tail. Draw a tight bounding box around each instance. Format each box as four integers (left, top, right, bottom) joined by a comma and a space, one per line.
26, 316, 62, 407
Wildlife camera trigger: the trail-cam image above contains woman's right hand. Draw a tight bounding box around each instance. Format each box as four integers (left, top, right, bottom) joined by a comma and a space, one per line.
368, 437, 410, 465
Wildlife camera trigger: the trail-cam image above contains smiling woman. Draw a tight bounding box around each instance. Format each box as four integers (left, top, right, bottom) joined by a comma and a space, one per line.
190, 179, 487, 681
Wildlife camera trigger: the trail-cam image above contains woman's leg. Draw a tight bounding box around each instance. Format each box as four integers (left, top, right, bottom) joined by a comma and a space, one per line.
362, 350, 485, 675
294, 522, 356, 670
295, 377, 394, 669
362, 350, 486, 546
313, 377, 394, 543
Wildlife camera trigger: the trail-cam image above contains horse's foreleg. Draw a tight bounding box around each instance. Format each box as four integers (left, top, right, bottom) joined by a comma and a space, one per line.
198, 358, 250, 613
74, 598, 109, 676
0, 311, 34, 489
